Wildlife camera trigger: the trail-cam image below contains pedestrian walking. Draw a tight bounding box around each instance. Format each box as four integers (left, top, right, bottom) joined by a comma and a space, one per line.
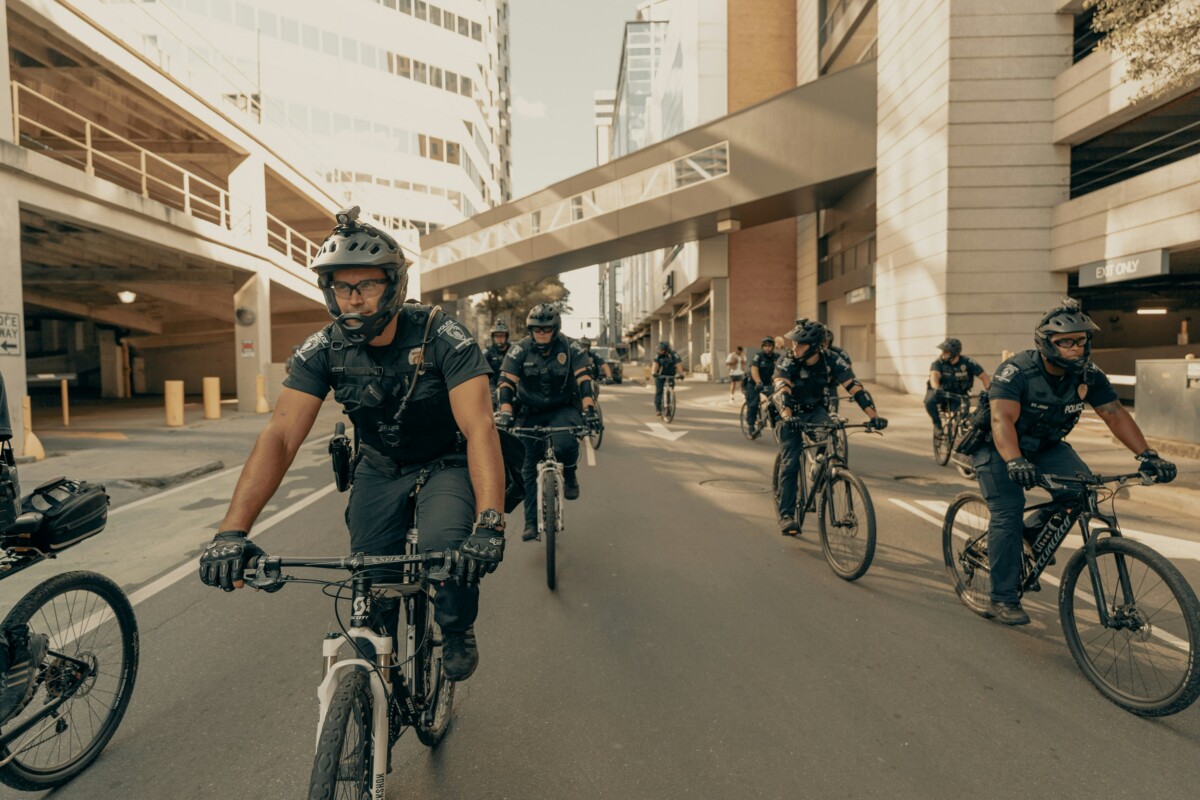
727, 346, 746, 401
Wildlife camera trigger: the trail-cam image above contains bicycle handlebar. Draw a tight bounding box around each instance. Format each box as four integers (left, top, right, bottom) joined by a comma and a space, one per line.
510, 425, 588, 438
1040, 471, 1155, 490
244, 550, 462, 591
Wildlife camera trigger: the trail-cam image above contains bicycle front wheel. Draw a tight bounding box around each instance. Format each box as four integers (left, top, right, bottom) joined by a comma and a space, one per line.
933, 416, 952, 466
413, 594, 455, 747
817, 469, 876, 581
588, 402, 604, 450
662, 386, 676, 423
1059, 537, 1200, 716
542, 470, 560, 591
942, 493, 993, 617
0, 571, 138, 792
308, 670, 374, 800
739, 402, 756, 440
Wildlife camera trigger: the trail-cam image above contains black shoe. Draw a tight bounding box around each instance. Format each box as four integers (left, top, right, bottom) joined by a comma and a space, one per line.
986, 601, 1030, 626
780, 516, 800, 536
564, 473, 580, 500
442, 628, 479, 682
522, 524, 539, 541
0, 626, 48, 722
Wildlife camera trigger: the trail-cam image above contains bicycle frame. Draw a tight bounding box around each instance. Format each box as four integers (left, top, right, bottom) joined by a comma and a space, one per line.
512, 426, 580, 536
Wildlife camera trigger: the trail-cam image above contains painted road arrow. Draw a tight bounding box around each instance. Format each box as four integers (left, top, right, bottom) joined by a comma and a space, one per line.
642, 422, 688, 442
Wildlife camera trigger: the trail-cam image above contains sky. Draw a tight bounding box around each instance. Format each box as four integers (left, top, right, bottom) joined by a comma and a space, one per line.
506, 0, 643, 336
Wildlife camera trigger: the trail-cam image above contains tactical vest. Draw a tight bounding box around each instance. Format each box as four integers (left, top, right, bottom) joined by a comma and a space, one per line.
787, 352, 838, 409
933, 358, 977, 393
514, 336, 576, 411
1009, 351, 1097, 452
327, 306, 461, 464
752, 351, 779, 385
484, 344, 508, 385
653, 352, 679, 376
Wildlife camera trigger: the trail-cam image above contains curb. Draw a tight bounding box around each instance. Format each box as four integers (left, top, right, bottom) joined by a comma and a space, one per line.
110, 460, 226, 490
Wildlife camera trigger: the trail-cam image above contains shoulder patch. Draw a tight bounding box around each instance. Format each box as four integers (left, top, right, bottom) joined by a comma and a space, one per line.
295, 329, 329, 363
995, 363, 1019, 383
508, 343, 523, 358
434, 315, 476, 351
569, 340, 584, 353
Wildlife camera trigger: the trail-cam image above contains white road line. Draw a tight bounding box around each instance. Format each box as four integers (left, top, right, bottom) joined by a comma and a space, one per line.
585, 438, 597, 467
890, 498, 943, 528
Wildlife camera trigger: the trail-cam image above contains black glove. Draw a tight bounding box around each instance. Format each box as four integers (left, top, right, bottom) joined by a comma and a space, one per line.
1006, 457, 1040, 490
199, 531, 263, 592
583, 407, 602, 433
494, 410, 514, 430
460, 526, 505, 583
1137, 449, 1176, 484
866, 416, 888, 431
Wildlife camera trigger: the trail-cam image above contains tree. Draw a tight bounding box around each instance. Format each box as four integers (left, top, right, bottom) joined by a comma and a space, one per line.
474, 276, 573, 333
1087, 0, 1200, 101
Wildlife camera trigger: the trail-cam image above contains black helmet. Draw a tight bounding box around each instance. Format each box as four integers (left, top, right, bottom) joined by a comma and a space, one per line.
1035, 298, 1099, 373
761, 336, 774, 346
785, 318, 827, 347
310, 206, 408, 345
579, 336, 591, 347
937, 338, 962, 357
658, 340, 671, 351
490, 320, 509, 336
526, 304, 561, 336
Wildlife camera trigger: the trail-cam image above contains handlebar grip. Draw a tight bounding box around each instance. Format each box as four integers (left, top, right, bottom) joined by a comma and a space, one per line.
335, 422, 346, 435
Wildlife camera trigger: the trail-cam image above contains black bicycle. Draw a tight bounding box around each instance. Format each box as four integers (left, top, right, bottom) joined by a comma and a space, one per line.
659, 375, 679, 423
772, 417, 878, 581
739, 389, 780, 442
247, 546, 462, 798
932, 390, 972, 468
943, 472, 1200, 716
511, 426, 587, 591
0, 489, 138, 791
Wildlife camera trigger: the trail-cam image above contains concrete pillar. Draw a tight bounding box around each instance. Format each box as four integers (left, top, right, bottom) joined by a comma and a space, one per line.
796, 212, 819, 321
228, 153, 268, 245
0, 0, 13, 145
874, 0, 1071, 393
0, 194, 25, 453
687, 308, 706, 376
97, 328, 127, 399
233, 273, 273, 412
710, 277, 730, 382
672, 315, 687, 370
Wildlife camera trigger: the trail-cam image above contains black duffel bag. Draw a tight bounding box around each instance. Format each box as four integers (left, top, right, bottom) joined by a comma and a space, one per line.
19, 478, 110, 551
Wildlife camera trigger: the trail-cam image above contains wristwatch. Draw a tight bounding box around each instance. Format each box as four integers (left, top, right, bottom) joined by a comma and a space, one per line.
475, 508, 505, 531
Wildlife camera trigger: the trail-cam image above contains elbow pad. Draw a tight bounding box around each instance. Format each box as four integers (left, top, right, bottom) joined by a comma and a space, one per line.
498, 383, 515, 406
852, 388, 874, 412
577, 378, 595, 400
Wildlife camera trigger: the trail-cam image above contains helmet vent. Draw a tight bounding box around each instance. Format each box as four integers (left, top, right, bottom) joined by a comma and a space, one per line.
370, 244, 381, 253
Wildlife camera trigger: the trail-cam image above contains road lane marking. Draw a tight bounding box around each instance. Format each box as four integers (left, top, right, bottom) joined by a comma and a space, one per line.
642, 422, 687, 442
585, 438, 596, 466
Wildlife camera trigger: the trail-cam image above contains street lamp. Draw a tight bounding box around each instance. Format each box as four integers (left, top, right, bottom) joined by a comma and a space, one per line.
117, 291, 137, 304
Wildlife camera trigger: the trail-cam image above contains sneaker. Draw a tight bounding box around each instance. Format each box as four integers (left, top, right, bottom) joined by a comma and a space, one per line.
655, 410, 662, 417
442, 628, 479, 682
564, 473, 580, 500
0, 626, 48, 722
985, 601, 1030, 626
522, 524, 539, 541
779, 516, 800, 536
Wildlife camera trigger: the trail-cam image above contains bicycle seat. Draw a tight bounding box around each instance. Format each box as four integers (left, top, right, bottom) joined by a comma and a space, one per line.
4, 511, 43, 536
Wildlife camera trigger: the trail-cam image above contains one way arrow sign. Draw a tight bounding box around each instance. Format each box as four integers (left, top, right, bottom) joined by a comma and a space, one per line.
0, 312, 20, 357
642, 422, 688, 442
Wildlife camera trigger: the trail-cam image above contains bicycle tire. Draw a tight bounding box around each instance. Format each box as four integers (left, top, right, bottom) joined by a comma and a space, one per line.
817, 468, 876, 581
662, 385, 676, 423
739, 402, 757, 440
413, 594, 455, 746
0, 571, 138, 792
933, 413, 952, 466
308, 670, 373, 800
588, 401, 604, 450
1059, 537, 1200, 716
941, 492, 993, 617
542, 470, 559, 591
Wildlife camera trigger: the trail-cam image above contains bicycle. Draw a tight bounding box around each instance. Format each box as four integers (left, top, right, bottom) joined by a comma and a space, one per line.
510, 425, 587, 591
739, 389, 779, 441
658, 375, 679, 423
0, 486, 138, 792
586, 395, 604, 451
771, 417, 879, 581
931, 390, 971, 466
942, 471, 1200, 716
246, 543, 463, 799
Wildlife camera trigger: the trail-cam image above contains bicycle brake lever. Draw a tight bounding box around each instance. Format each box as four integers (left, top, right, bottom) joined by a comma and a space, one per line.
425, 551, 459, 583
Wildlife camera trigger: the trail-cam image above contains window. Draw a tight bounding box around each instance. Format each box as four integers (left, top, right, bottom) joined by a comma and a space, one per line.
342, 37, 358, 62
413, 183, 428, 194
396, 180, 411, 191
444, 72, 458, 93
280, 17, 299, 44
415, 1, 427, 21
414, 61, 427, 83
418, 134, 427, 157
287, 102, 309, 129
311, 109, 330, 135
399, 0, 412, 12
302, 24, 319, 50
333, 114, 351, 134
211, 0, 232, 23
397, 55, 412, 79
429, 138, 444, 161
361, 43, 376, 67
384, 0, 397, 8
459, 76, 472, 97
394, 129, 411, 153
234, 2, 255, 30
429, 6, 442, 26
323, 31, 339, 56
354, 118, 371, 133
444, 12, 457, 32
259, 10, 278, 37
458, 17, 469, 36
186, 0, 207, 14
445, 141, 461, 165
471, 22, 482, 41
430, 67, 443, 89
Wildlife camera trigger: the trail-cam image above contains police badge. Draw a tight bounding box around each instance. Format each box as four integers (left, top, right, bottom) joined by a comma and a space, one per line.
557, 353, 567, 365
1078, 383, 1088, 400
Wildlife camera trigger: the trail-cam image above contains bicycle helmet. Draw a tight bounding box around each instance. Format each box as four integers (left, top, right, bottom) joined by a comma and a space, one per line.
310, 206, 408, 345
526, 304, 561, 335
1034, 298, 1099, 374
937, 338, 962, 357
658, 340, 671, 352
579, 337, 591, 348
490, 320, 509, 336
761, 336, 774, 346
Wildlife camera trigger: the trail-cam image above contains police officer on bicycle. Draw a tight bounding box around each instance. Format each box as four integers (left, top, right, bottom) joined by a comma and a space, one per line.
198, 207, 506, 682
924, 338, 990, 434
773, 320, 886, 535
495, 305, 600, 541
970, 299, 1175, 626
484, 320, 511, 407
578, 337, 612, 384
744, 336, 779, 436
651, 341, 682, 417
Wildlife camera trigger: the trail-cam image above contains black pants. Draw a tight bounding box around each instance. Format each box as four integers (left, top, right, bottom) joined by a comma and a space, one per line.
347, 455, 477, 633
520, 405, 581, 528
924, 388, 965, 427
972, 442, 1088, 603
777, 407, 832, 518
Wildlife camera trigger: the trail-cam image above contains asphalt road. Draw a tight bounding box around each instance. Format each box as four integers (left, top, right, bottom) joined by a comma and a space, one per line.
5, 382, 1200, 799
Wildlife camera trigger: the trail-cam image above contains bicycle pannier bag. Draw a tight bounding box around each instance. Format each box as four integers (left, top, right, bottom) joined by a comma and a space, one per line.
21, 478, 109, 551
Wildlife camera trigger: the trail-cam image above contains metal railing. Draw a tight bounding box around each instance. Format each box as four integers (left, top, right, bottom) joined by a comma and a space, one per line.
11, 81, 237, 229
266, 213, 321, 271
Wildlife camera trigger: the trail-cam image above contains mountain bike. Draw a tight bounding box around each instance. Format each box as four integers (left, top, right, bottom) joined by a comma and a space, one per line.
659, 375, 679, 423
246, 543, 463, 799
772, 417, 878, 581
931, 390, 971, 466
586, 396, 604, 450
942, 471, 1200, 716
739, 389, 779, 441
0, 487, 138, 792
511, 425, 586, 591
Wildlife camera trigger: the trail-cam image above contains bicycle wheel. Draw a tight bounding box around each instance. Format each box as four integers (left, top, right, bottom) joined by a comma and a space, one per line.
413, 594, 455, 747
308, 670, 373, 800
542, 470, 560, 591
588, 401, 604, 450
942, 493, 993, 617
739, 402, 757, 440
662, 385, 676, 423
0, 571, 138, 792
1059, 537, 1200, 716
817, 468, 876, 581
933, 414, 952, 466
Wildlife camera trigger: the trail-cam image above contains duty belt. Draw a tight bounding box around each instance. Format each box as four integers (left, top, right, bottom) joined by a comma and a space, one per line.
356, 442, 468, 479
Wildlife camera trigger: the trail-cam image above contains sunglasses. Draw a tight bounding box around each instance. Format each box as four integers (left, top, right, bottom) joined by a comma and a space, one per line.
531, 326, 555, 334
1052, 336, 1089, 350
329, 278, 389, 299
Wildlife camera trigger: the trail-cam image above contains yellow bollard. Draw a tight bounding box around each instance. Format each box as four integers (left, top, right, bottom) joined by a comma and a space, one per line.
165, 381, 185, 427
203, 377, 221, 420
255, 374, 270, 413
60, 379, 69, 427
1001, 349, 1014, 362
21, 396, 45, 461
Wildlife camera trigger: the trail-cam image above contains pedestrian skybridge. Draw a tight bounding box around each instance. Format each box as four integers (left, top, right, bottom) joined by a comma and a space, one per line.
419, 61, 875, 300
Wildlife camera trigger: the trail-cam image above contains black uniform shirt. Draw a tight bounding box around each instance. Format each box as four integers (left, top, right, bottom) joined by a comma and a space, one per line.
285, 306, 491, 463
989, 350, 1118, 451
653, 350, 682, 377
484, 343, 509, 384
0, 372, 11, 440
928, 356, 984, 393
501, 334, 589, 411
776, 351, 855, 409
750, 350, 779, 385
